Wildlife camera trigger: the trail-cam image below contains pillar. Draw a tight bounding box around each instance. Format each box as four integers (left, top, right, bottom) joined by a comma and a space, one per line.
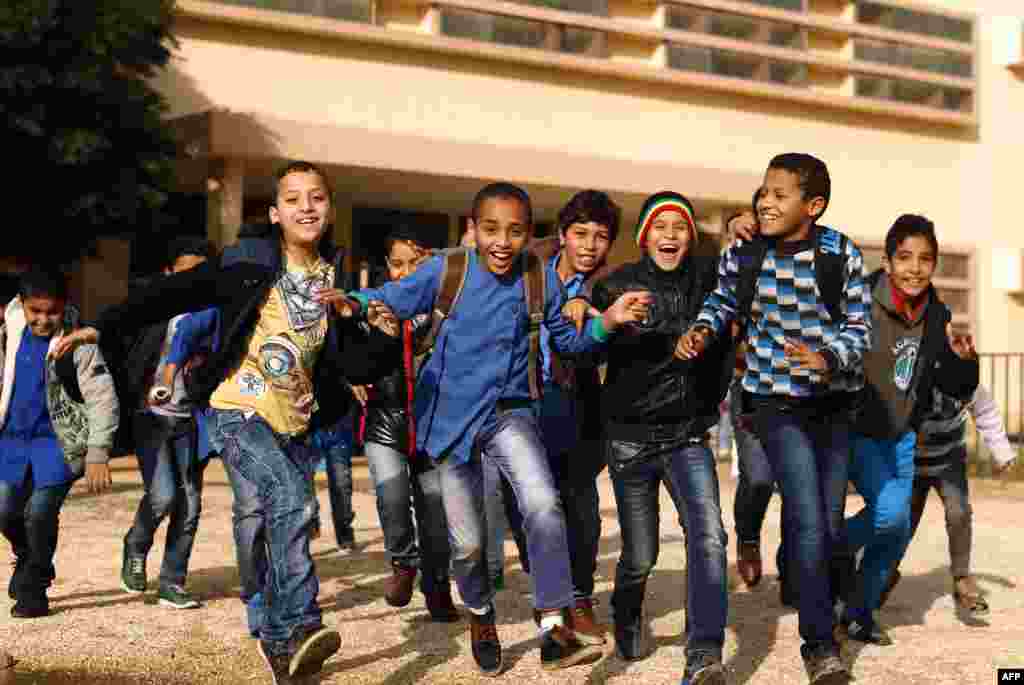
206, 157, 245, 250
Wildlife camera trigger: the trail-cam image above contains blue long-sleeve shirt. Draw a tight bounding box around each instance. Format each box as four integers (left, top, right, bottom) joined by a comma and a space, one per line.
351, 250, 608, 464
695, 231, 871, 397
165, 307, 219, 460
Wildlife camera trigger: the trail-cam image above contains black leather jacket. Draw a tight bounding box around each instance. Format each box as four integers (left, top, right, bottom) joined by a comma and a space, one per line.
590, 253, 732, 442
363, 313, 431, 451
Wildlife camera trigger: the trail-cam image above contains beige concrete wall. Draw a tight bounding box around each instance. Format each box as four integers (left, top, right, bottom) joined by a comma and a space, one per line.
154, 3, 1024, 350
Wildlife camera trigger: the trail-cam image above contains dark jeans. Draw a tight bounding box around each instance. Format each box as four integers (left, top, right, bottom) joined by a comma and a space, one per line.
124, 412, 207, 588
221, 455, 269, 638
904, 459, 972, 578
365, 441, 451, 594
749, 397, 850, 654
320, 419, 355, 546
733, 420, 776, 546
0, 467, 73, 598
210, 409, 321, 654
608, 439, 728, 656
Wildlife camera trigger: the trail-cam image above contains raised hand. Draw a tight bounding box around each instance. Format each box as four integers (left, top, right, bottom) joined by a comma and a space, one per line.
49, 326, 99, 360
314, 289, 360, 318
603, 291, 653, 331
562, 297, 601, 334
946, 323, 977, 360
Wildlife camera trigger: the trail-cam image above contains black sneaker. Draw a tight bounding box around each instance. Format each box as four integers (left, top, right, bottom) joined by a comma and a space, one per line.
540, 624, 603, 671
158, 585, 201, 610
258, 640, 295, 685
469, 609, 503, 676
120, 552, 147, 594
802, 645, 850, 685
682, 650, 726, 685
844, 615, 893, 646
11, 595, 49, 619
8, 555, 25, 600
614, 610, 645, 661
288, 625, 341, 678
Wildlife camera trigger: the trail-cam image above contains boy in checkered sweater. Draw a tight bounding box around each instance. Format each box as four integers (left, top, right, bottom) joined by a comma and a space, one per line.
680, 153, 871, 685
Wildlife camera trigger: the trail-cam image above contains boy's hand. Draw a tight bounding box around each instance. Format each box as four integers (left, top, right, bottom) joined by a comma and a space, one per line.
728, 213, 758, 244
50, 326, 99, 360
602, 291, 653, 332
351, 384, 370, 406
784, 339, 828, 373
946, 323, 977, 360
367, 301, 399, 337
85, 463, 112, 494
314, 289, 359, 318
675, 327, 711, 360
562, 297, 601, 333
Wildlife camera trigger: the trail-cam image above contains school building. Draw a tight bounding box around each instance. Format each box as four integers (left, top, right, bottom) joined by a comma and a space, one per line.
80, 0, 1024, 353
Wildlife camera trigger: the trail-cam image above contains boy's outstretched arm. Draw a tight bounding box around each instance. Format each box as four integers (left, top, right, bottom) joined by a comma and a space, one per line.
546, 267, 651, 355
75, 343, 119, 494
678, 248, 740, 359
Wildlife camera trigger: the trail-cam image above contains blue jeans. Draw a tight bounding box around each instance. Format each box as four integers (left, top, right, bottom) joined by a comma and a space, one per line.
210, 409, 321, 653
847, 431, 916, 616
124, 412, 207, 588
318, 417, 355, 545
607, 440, 727, 655
365, 441, 451, 594
219, 454, 269, 638
0, 467, 72, 597
437, 409, 573, 612
749, 397, 850, 654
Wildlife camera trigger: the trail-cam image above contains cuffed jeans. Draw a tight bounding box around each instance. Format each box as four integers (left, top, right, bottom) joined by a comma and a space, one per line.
749, 399, 850, 654
210, 409, 320, 654
904, 457, 973, 578
437, 409, 573, 612
365, 441, 451, 594
608, 439, 727, 656
319, 419, 355, 546
220, 453, 269, 638
847, 431, 916, 615
0, 467, 72, 597
124, 412, 207, 588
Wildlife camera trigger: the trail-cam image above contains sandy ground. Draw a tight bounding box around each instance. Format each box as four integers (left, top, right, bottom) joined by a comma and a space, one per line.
0, 458, 1021, 685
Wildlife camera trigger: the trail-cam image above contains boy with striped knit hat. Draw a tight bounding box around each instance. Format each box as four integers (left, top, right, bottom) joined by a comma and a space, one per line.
680, 154, 871, 685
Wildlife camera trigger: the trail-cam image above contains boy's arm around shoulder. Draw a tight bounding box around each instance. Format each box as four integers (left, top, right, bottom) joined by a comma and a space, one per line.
933, 303, 978, 401
73, 343, 119, 465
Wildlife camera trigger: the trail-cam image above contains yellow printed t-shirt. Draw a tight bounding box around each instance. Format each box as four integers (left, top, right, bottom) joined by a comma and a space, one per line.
210, 261, 333, 436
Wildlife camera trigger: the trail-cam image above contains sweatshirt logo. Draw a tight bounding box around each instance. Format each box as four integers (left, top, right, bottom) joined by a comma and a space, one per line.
893, 337, 920, 392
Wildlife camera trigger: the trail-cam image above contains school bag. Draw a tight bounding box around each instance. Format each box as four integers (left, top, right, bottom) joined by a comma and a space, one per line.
733, 225, 850, 328
421, 247, 547, 400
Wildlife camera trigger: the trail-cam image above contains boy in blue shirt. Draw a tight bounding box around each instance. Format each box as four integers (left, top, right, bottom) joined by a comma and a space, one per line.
329, 183, 650, 675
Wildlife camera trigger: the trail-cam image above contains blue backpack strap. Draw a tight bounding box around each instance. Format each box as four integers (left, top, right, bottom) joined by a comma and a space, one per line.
815, 226, 849, 325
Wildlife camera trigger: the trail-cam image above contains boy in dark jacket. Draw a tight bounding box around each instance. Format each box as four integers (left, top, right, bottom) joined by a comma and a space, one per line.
589, 191, 732, 685
841, 215, 979, 645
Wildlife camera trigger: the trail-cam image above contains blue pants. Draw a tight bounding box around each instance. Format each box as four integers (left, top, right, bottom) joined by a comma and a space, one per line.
210, 409, 321, 654
847, 431, 916, 616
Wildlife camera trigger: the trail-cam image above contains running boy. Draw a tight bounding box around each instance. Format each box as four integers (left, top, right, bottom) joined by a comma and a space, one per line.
331, 182, 650, 675
1, 269, 118, 618
679, 153, 871, 685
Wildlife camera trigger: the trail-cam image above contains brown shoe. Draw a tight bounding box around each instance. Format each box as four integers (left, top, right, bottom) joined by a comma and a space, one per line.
737, 541, 763, 589
568, 598, 606, 646
953, 576, 990, 616
470, 609, 503, 676
424, 589, 461, 623
384, 565, 417, 607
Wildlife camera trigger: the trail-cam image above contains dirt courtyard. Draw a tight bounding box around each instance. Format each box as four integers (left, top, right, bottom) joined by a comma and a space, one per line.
1, 458, 1021, 684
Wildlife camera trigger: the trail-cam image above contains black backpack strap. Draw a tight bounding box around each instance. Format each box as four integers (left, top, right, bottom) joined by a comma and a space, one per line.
522, 252, 546, 401
55, 351, 84, 404
734, 239, 771, 329
815, 227, 849, 326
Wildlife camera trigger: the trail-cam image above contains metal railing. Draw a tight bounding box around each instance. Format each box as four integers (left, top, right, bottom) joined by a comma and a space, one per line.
972, 353, 1024, 469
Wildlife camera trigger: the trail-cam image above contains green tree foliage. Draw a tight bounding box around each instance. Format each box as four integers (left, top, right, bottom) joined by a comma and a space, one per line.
0, 1, 178, 264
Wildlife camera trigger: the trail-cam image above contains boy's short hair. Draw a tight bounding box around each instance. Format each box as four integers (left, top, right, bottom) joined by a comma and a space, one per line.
768, 153, 831, 219
556, 190, 621, 243
885, 214, 938, 259
471, 182, 533, 226
166, 237, 215, 270
384, 225, 427, 256
18, 268, 69, 303
273, 160, 333, 199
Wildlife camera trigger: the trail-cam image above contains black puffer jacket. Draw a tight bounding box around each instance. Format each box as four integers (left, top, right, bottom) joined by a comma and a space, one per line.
590, 252, 733, 441
96, 225, 399, 430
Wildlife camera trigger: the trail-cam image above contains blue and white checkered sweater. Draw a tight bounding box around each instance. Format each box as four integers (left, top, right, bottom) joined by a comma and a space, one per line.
696, 230, 872, 397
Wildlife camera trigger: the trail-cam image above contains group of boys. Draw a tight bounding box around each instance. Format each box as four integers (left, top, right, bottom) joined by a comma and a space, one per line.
0, 150, 1010, 685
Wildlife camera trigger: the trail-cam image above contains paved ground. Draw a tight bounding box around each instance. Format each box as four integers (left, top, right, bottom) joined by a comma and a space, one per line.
0, 458, 1021, 684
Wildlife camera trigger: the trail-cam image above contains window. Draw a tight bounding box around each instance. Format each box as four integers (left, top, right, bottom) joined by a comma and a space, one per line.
854, 39, 972, 78
669, 6, 807, 50
669, 44, 808, 86
857, 1, 972, 43
441, 8, 605, 55
855, 75, 970, 112
509, 0, 608, 17
215, 0, 373, 23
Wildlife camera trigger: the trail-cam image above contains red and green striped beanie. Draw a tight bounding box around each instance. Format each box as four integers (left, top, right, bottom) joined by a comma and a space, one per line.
635, 191, 697, 248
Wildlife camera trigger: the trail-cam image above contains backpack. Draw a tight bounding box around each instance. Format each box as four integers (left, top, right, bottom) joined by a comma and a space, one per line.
422, 247, 547, 400
734, 225, 849, 328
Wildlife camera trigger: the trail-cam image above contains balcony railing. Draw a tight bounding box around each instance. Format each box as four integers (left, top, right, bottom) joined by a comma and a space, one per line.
186, 0, 979, 126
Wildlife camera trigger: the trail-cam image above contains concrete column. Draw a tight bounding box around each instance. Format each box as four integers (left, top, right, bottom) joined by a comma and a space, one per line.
448, 213, 461, 247
206, 158, 245, 250
331, 195, 355, 274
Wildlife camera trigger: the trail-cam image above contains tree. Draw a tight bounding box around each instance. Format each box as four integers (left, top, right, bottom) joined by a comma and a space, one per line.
0, 0, 179, 265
